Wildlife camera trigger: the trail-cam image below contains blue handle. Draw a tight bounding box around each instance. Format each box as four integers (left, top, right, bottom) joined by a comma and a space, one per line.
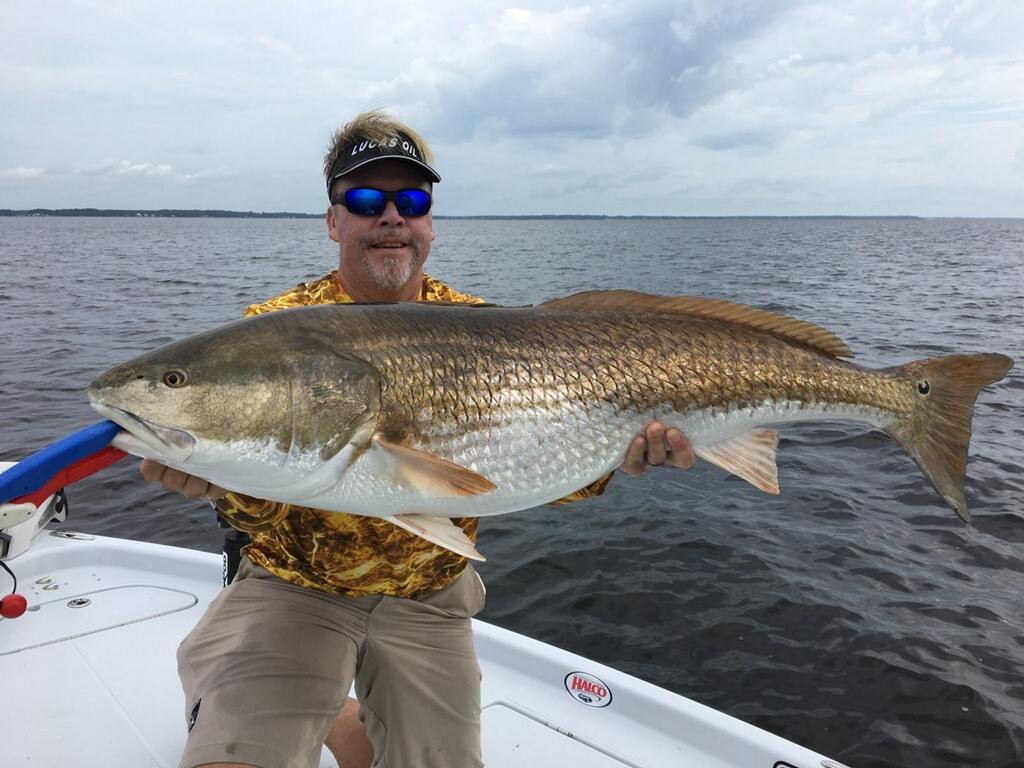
0, 420, 121, 504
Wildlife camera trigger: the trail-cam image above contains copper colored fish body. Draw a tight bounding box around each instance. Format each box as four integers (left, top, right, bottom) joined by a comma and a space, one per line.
88, 291, 1014, 559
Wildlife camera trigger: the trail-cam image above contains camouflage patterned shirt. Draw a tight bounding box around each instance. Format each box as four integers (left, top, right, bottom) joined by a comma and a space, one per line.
216, 270, 611, 597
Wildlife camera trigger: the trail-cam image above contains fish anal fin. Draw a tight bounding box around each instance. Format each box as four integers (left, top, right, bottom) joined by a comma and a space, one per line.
695, 429, 780, 494
374, 436, 497, 496
540, 290, 852, 359
385, 514, 486, 562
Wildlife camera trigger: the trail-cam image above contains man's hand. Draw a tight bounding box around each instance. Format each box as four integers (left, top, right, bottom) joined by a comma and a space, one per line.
619, 422, 695, 476
140, 459, 226, 501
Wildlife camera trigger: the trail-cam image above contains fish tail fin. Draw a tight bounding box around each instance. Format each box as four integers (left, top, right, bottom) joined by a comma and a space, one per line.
887, 353, 1012, 521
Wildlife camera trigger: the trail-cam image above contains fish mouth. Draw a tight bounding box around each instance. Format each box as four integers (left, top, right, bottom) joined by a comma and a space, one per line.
91, 402, 196, 461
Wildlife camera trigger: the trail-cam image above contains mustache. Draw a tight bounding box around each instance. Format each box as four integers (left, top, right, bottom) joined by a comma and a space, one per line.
361, 231, 415, 247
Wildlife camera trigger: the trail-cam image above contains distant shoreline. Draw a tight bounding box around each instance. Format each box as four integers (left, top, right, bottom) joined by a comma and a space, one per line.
0, 208, 323, 219
0, 208, 928, 220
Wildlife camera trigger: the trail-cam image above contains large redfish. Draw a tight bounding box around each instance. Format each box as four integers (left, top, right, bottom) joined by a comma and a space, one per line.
88, 291, 1013, 560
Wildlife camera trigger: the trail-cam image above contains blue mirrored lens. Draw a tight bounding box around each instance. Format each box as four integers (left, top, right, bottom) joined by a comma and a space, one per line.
344, 188, 386, 216
394, 189, 431, 216
342, 188, 432, 217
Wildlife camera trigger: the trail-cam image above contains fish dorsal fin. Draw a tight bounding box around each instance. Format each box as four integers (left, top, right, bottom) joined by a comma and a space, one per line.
694, 429, 781, 494
374, 435, 497, 496
540, 290, 853, 359
385, 514, 486, 561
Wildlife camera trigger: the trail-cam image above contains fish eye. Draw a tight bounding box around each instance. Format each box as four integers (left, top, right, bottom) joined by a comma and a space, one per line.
163, 369, 189, 388
917, 379, 931, 395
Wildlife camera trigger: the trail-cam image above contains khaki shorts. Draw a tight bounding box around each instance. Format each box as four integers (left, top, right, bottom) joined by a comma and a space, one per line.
177, 557, 486, 768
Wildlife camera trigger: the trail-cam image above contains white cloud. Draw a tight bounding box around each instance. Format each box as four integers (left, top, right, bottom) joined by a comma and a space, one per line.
100, 161, 173, 177
0, 167, 47, 180
0, 0, 1020, 215
71, 160, 233, 182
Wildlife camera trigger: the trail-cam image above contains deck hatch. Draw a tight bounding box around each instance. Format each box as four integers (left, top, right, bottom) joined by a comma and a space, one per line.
0, 584, 197, 654
482, 703, 632, 766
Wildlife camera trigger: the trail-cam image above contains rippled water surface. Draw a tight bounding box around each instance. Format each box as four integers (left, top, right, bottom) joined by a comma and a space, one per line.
2, 216, 1022, 767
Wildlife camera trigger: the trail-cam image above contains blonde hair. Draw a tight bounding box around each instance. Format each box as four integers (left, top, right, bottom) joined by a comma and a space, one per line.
323, 109, 434, 182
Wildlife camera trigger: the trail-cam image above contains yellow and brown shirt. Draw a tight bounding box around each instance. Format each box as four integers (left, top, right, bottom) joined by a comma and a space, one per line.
217, 270, 611, 598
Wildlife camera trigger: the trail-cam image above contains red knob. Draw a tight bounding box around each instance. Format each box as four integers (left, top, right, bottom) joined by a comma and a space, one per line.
1, 593, 28, 619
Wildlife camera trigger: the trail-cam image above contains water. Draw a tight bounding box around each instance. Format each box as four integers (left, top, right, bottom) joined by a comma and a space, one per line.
2, 216, 1022, 767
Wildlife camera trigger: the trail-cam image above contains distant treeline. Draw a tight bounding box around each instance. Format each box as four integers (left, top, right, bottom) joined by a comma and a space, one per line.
437, 214, 923, 220
0, 208, 322, 218
1, 209, 923, 220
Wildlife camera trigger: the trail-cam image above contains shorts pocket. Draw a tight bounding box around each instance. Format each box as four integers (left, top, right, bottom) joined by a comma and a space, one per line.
421, 566, 486, 618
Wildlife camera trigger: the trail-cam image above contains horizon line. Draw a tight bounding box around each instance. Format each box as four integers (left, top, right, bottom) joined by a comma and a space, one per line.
2, 208, 1022, 220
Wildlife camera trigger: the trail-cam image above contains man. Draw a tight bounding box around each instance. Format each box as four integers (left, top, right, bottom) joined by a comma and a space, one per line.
143, 110, 694, 768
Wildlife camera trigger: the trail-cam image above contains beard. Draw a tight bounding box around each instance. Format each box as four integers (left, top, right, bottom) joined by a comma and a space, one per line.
358, 232, 425, 291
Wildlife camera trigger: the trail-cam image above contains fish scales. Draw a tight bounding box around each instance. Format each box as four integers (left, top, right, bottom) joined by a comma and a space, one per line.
287, 306, 905, 519
88, 292, 1013, 557
256, 306, 893, 510
329, 305, 902, 432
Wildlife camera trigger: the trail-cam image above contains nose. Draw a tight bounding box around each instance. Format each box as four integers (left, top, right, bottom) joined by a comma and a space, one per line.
377, 200, 405, 226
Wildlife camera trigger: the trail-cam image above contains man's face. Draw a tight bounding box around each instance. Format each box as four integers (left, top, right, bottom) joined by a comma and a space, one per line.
327, 159, 436, 302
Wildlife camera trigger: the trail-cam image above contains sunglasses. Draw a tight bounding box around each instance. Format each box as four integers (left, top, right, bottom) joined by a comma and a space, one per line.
332, 187, 432, 218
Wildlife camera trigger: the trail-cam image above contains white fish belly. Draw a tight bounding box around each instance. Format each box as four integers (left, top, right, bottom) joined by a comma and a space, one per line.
287, 397, 896, 518
678, 399, 896, 449
292, 402, 643, 517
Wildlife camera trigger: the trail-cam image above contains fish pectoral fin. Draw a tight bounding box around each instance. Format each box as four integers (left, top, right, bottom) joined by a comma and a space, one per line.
385, 514, 486, 562
374, 436, 497, 496
695, 429, 780, 494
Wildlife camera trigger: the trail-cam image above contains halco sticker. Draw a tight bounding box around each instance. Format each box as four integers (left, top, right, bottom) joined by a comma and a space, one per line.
564, 672, 613, 707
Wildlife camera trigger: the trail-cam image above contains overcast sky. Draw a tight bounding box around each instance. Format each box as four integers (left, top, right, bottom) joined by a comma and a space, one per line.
2, 1, 1021, 216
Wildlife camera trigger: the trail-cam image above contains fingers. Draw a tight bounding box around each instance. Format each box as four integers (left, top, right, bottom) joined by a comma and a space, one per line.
619, 435, 648, 476
139, 459, 226, 501
619, 422, 695, 475
139, 458, 166, 483
664, 428, 695, 469
205, 483, 227, 501
645, 422, 667, 466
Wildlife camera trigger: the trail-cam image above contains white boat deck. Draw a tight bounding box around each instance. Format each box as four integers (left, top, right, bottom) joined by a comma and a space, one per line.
1, 530, 843, 767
